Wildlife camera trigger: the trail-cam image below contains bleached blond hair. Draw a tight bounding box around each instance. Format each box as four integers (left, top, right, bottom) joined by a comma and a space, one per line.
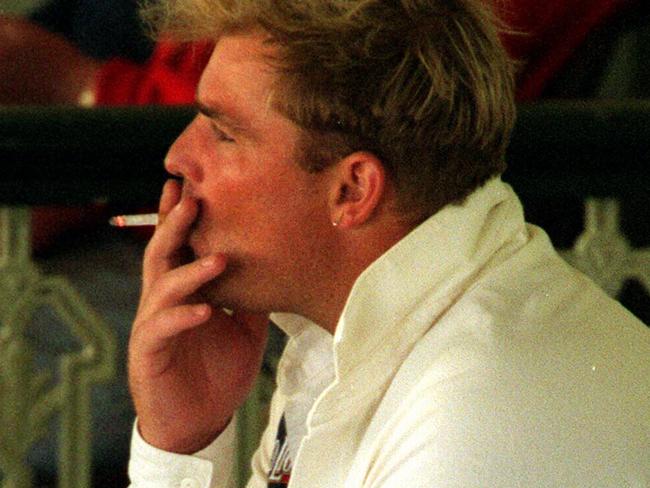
142, 0, 516, 220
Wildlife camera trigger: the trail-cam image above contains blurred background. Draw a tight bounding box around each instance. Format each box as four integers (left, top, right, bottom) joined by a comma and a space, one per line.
0, 0, 648, 487
2, 0, 47, 14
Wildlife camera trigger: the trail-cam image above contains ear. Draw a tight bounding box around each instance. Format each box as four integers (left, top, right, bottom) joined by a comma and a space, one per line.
329, 151, 387, 228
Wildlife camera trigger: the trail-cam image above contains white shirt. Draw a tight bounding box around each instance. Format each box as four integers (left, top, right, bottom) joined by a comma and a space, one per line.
129, 178, 650, 488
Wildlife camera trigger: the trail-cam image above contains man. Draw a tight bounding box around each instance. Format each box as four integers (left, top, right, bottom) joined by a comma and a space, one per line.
127, 1, 650, 487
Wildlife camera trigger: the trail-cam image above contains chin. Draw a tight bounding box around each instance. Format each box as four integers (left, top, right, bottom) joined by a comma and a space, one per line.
200, 275, 276, 314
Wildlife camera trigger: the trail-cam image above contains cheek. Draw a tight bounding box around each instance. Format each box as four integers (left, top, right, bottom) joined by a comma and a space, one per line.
195, 179, 284, 242
195, 148, 326, 242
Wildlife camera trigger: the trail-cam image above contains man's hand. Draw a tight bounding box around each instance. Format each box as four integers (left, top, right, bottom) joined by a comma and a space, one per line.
128, 179, 269, 453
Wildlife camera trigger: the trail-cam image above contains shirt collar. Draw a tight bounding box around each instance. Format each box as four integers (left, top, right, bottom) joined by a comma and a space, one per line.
273, 177, 525, 378
333, 177, 524, 376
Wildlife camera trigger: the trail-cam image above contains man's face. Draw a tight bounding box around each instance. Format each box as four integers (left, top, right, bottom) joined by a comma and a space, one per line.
165, 31, 336, 314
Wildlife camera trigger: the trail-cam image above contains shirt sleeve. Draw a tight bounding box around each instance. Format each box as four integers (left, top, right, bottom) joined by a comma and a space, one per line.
128, 342, 289, 488
128, 418, 237, 488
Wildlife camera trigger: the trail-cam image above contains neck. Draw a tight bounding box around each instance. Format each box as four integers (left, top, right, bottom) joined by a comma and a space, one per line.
300, 220, 414, 335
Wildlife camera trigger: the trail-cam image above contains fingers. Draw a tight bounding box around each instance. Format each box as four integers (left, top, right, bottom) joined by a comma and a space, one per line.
147, 197, 198, 261
134, 254, 226, 355
143, 194, 199, 285
141, 254, 226, 314
129, 303, 213, 378
158, 179, 181, 224
142, 303, 212, 342
141, 177, 209, 301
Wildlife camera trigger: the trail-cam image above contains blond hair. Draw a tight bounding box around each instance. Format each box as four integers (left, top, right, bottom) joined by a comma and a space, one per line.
142, 0, 516, 220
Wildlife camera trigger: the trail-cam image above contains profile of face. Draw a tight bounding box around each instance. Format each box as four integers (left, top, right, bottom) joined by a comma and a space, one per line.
164, 30, 338, 315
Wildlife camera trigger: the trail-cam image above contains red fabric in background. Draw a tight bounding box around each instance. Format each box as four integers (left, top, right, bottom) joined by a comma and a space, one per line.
498, 0, 634, 100
93, 2, 635, 105
95, 40, 213, 105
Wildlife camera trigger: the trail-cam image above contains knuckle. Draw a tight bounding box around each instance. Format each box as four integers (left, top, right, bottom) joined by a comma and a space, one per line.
155, 273, 177, 299
143, 240, 160, 262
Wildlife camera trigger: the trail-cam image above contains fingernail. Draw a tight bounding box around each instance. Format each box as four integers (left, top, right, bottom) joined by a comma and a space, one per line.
194, 304, 210, 317
201, 256, 217, 267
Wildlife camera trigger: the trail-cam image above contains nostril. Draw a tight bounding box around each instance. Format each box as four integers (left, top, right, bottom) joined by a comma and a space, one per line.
164, 156, 182, 178
165, 162, 202, 183
166, 167, 183, 179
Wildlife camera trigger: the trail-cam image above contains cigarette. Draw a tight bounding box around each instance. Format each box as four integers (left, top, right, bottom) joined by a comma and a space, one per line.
109, 213, 159, 227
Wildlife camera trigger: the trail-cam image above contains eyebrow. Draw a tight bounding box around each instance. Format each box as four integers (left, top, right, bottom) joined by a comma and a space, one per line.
195, 100, 250, 134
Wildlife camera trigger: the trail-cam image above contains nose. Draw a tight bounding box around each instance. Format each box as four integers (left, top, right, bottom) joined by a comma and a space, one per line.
164, 116, 203, 182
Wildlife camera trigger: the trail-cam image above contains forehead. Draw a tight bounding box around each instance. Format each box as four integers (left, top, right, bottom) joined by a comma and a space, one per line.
197, 31, 279, 119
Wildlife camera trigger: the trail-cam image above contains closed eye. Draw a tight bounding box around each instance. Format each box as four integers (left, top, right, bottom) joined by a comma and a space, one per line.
210, 122, 235, 143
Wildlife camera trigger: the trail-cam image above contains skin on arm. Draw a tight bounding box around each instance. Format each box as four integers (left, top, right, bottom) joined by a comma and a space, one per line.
128, 179, 269, 454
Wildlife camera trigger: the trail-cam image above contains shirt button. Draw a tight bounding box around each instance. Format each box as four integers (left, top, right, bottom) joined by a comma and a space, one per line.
180, 478, 201, 488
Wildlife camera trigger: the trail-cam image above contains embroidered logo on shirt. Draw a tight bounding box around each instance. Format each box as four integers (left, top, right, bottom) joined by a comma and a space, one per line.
268, 415, 292, 487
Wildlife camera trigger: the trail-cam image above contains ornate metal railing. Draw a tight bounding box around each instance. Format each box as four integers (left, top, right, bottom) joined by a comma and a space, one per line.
0, 207, 116, 488
0, 101, 648, 487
